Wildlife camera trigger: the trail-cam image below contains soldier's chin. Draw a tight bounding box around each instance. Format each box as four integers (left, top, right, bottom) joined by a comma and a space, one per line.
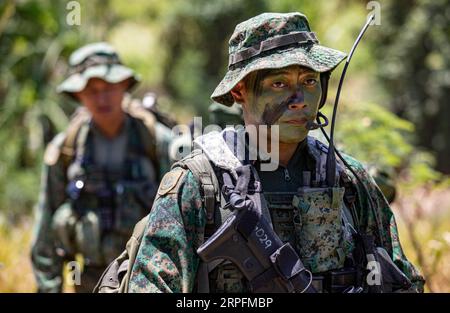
278, 124, 308, 144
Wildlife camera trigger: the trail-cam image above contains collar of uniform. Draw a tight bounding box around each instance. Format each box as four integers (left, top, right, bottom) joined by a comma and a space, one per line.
221, 127, 312, 169
90, 113, 131, 139
284, 138, 308, 168
251, 136, 310, 170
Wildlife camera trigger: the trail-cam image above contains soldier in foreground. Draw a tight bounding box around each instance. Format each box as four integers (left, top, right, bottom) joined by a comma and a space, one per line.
98, 13, 424, 293
31, 42, 172, 292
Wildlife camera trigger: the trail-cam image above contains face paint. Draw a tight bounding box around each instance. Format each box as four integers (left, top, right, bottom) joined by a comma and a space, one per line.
244, 65, 322, 143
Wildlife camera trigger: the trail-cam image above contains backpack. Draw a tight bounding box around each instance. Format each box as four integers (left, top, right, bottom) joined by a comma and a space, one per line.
94, 150, 219, 293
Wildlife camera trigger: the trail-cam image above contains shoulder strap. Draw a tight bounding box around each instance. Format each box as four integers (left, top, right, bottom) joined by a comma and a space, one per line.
60, 107, 91, 166
175, 150, 222, 294
116, 152, 220, 293
94, 214, 150, 293
173, 150, 220, 228
123, 96, 157, 138
119, 215, 150, 293
123, 97, 161, 178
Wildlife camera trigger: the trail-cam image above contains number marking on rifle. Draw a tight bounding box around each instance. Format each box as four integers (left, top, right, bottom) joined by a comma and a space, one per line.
255, 226, 272, 249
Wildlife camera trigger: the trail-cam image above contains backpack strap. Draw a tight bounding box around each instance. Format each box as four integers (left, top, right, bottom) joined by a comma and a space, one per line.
42, 107, 91, 169
122, 97, 161, 178
173, 150, 220, 229
119, 215, 150, 293
95, 151, 221, 293
172, 150, 223, 294
93, 214, 150, 293
60, 107, 91, 168
338, 158, 363, 233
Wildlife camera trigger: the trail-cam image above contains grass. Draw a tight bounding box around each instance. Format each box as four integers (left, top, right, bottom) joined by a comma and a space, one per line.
0, 189, 449, 293
393, 187, 450, 293
0, 217, 36, 292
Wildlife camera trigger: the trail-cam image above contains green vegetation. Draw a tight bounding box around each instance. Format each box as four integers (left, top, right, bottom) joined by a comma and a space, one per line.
0, 0, 448, 292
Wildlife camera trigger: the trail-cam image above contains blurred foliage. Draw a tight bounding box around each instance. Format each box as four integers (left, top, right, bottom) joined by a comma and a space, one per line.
371, 0, 450, 174
0, 218, 35, 292
0, 0, 448, 292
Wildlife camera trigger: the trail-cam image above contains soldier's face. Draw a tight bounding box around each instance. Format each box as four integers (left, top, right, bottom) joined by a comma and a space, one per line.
75, 78, 129, 126
237, 65, 322, 144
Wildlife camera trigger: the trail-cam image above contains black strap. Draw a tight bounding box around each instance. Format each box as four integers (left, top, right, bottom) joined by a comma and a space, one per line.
222, 166, 261, 240
178, 152, 219, 226
228, 31, 319, 67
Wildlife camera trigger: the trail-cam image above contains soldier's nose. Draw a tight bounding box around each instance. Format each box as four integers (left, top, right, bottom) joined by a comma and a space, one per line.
288, 91, 306, 110
288, 102, 306, 110
96, 93, 108, 105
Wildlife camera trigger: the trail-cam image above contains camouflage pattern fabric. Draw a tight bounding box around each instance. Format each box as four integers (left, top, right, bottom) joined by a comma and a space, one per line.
126, 11, 424, 294
368, 166, 397, 204
128, 136, 425, 293
342, 154, 424, 287
128, 169, 205, 293
30, 113, 171, 293
292, 187, 348, 273
211, 12, 347, 106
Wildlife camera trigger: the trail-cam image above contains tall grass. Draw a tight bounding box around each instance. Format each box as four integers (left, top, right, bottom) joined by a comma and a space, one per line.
0, 189, 449, 293
0, 217, 36, 292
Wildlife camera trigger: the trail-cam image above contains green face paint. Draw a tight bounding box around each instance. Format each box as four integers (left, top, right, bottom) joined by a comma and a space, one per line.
244, 65, 322, 143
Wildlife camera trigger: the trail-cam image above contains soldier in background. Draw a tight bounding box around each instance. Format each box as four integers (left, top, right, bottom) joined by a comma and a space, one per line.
31, 42, 172, 292
208, 102, 243, 129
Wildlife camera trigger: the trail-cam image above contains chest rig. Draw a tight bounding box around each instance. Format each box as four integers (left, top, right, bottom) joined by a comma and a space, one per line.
190, 129, 358, 293
60, 116, 158, 265
265, 137, 356, 273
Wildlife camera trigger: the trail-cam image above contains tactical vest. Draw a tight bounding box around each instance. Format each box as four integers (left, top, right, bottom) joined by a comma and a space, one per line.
50, 102, 160, 267
187, 129, 358, 293
95, 129, 360, 293
95, 128, 413, 294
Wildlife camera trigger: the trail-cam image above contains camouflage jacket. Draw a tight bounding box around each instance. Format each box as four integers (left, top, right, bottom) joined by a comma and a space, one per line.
31, 112, 173, 293
128, 132, 425, 293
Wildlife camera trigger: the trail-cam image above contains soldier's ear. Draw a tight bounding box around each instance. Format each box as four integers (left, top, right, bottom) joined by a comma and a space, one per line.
230, 81, 247, 105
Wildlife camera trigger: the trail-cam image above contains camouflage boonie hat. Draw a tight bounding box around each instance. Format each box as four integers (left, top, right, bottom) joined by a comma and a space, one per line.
57, 42, 139, 96
211, 12, 347, 106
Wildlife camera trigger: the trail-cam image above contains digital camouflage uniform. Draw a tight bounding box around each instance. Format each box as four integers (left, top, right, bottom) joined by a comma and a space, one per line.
126, 13, 424, 293
31, 42, 172, 293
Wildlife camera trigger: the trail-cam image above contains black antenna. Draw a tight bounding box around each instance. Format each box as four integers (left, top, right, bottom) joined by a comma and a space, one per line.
326, 14, 376, 187
322, 14, 386, 244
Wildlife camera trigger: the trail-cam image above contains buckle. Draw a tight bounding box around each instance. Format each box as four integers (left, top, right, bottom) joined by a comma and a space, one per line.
328, 268, 357, 293
312, 275, 325, 293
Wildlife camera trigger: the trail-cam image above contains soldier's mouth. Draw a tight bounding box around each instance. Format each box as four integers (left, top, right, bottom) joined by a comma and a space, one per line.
283, 118, 308, 125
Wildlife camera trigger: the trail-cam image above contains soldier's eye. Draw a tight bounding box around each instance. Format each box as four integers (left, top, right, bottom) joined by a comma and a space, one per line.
271, 81, 287, 88
304, 78, 318, 86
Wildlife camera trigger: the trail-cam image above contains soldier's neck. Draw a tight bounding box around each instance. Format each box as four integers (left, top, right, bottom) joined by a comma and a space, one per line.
250, 128, 301, 167
92, 115, 126, 139
278, 142, 299, 167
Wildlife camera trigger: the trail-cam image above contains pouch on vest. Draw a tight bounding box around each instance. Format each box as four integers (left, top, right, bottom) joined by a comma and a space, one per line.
52, 202, 78, 257
293, 187, 346, 273
75, 210, 103, 266
52, 202, 107, 265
